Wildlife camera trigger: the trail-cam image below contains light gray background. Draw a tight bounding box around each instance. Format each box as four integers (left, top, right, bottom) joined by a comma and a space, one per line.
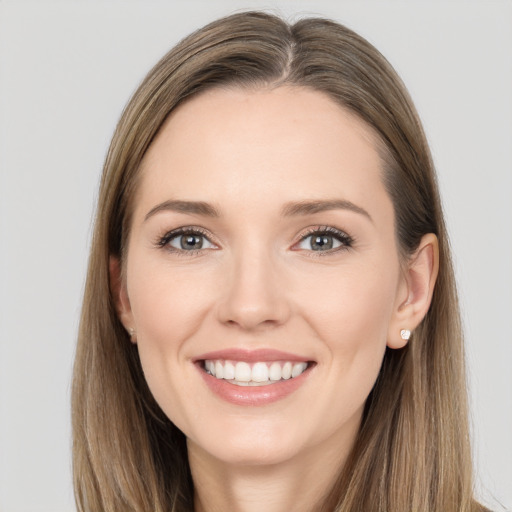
0, 1, 511, 511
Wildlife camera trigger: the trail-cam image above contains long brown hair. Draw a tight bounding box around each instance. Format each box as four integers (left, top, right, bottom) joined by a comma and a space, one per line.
72, 11, 485, 511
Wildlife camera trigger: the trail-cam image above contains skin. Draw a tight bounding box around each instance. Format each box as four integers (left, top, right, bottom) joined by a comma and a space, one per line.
112, 86, 438, 512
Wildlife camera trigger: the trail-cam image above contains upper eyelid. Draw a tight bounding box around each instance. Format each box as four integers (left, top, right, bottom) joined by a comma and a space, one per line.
160, 226, 214, 241
156, 227, 217, 252
297, 226, 352, 241
300, 225, 349, 235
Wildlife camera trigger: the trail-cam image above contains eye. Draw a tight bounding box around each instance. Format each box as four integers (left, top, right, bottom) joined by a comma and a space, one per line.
295, 226, 353, 253
158, 228, 217, 253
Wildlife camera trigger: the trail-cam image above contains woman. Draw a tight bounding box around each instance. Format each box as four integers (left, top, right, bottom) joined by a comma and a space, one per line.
72, 11, 488, 512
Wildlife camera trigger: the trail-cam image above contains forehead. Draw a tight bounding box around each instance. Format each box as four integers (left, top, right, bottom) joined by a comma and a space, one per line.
136, 86, 390, 219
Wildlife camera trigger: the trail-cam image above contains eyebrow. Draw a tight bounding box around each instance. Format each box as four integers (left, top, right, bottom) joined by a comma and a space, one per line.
281, 199, 373, 222
144, 200, 221, 221
144, 198, 372, 223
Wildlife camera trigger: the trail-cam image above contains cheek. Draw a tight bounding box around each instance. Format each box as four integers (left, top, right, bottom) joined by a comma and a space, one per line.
125, 259, 217, 429
293, 263, 397, 428
297, 261, 398, 347
128, 260, 216, 346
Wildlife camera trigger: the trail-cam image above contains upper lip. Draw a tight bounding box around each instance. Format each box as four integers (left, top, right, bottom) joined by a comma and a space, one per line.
193, 348, 313, 363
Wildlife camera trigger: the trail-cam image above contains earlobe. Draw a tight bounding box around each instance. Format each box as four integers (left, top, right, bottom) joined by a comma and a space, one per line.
109, 256, 136, 342
387, 233, 439, 349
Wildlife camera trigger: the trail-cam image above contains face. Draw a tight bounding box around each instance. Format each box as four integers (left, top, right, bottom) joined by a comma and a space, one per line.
117, 86, 410, 468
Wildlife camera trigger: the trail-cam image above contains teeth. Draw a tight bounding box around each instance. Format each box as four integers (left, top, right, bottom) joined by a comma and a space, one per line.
282, 362, 292, 380
215, 361, 224, 379
251, 362, 269, 382
205, 360, 215, 375
224, 361, 235, 380
269, 362, 281, 381
235, 362, 251, 382
204, 359, 309, 385
292, 363, 306, 378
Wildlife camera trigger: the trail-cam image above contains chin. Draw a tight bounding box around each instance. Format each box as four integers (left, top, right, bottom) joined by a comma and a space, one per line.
196, 439, 302, 467
186, 418, 310, 467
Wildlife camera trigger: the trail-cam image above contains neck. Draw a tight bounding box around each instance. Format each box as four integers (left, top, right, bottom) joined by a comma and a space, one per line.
188, 419, 359, 512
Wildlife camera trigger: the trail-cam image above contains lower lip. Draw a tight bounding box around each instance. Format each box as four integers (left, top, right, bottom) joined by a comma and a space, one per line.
196, 364, 313, 406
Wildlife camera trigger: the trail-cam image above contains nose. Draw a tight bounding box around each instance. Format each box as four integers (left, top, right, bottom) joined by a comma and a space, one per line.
216, 248, 291, 331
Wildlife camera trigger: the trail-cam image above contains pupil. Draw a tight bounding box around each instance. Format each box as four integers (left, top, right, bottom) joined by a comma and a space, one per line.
181, 234, 203, 250
312, 235, 333, 251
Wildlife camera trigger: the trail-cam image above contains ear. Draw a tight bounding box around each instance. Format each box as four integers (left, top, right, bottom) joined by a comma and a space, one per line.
387, 233, 439, 349
109, 256, 136, 343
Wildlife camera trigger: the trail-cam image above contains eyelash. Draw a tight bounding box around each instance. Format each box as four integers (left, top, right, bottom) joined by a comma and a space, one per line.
156, 226, 214, 257
155, 225, 354, 257
296, 226, 354, 257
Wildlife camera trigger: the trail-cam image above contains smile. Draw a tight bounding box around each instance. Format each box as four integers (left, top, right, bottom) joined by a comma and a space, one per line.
195, 349, 315, 406
204, 360, 309, 386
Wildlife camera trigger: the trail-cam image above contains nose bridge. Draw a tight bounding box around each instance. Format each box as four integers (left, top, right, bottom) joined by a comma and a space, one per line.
216, 237, 289, 330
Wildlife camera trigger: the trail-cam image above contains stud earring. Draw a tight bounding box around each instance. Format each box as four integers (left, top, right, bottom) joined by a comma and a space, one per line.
400, 329, 411, 341
128, 327, 136, 342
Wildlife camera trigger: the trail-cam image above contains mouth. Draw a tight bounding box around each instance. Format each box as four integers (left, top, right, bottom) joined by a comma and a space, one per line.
193, 349, 315, 406
202, 359, 311, 386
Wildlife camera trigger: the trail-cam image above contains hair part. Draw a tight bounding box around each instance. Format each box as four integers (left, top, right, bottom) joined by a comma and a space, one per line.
73, 11, 483, 511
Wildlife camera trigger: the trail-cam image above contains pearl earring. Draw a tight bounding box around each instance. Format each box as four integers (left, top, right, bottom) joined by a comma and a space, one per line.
128, 327, 136, 341
400, 329, 411, 341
